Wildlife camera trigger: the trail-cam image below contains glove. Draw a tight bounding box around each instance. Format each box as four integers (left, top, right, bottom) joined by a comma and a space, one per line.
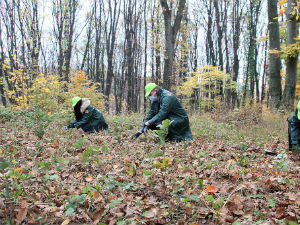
65, 123, 75, 129
131, 132, 142, 140
143, 125, 148, 136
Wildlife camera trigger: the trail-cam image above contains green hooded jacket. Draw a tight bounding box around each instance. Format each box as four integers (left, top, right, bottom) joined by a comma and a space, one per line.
73, 98, 108, 132
147, 89, 193, 142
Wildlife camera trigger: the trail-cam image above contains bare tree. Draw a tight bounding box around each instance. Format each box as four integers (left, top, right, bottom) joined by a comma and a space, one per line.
268, 0, 282, 110
103, 0, 121, 111
160, 0, 186, 90
0, 18, 7, 106
52, 0, 78, 81
282, 0, 299, 109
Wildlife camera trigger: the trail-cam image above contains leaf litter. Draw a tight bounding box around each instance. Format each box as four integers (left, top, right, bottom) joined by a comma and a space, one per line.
0, 113, 299, 224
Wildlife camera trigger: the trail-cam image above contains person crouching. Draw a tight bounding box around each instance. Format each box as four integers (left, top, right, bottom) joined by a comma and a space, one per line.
65, 96, 108, 133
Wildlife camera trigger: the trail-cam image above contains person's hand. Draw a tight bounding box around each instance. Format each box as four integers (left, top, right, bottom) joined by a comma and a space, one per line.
145, 121, 150, 126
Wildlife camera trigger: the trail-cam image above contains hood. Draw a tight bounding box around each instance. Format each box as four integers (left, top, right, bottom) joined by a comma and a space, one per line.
80, 98, 91, 114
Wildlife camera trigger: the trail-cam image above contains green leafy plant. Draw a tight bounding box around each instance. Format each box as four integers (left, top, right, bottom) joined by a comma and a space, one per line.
275, 150, 289, 171
73, 137, 84, 149
33, 109, 53, 140
65, 194, 85, 215
153, 156, 171, 171
0, 158, 10, 171
205, 195, 224, 210
155, 119, 173, 144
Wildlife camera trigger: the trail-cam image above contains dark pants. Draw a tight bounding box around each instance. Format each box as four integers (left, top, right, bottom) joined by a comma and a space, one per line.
288, 116, 300, 150
82, 125, 90, 132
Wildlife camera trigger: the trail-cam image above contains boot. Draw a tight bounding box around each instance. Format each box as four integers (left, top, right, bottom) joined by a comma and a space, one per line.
291, 144, 299, 152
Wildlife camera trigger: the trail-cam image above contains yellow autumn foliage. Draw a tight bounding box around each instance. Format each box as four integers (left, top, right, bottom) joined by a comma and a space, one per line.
178, 65, 237, 110
2, 56, 105, 112
29, 74, 65, 111
65, 70, 105, 111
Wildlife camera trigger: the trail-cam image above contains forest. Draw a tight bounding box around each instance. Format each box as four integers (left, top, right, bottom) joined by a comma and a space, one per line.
0, 0, 300, 224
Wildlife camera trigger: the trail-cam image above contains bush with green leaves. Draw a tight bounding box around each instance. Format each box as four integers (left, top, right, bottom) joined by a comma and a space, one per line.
155, 119, 173, 144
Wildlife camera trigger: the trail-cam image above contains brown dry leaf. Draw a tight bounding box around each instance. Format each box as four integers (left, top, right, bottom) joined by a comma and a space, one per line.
125, 206, 137, 216
92, 191, 100, 199
233, 196, 243, 210
206, 185, 218, 194
225, 216, 235, 223
108, 218, 117, 225
285, 192, 297, 201
15, 201, 28, 225
85, 176, 94, 182
92, 208, 105, 225
275, 207, 288, 220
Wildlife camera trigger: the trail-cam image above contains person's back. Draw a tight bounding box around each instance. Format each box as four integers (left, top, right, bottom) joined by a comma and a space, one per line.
66, 97, 108, 133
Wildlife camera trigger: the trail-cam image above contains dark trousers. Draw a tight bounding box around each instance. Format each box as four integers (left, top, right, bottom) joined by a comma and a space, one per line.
288, 116, 300, 149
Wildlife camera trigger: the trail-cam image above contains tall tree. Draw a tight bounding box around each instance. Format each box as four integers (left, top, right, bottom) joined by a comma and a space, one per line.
143, 0, 148, 113
123, 0, 141, 112
231, 0, 243, 108
103, 0, 121, 111
52, 0, 78, 82
0, 18, 7, 106
282, 0, 299, 109
268, 0, 282, 110
160, 0, 186, 90
244, 0, 262, 104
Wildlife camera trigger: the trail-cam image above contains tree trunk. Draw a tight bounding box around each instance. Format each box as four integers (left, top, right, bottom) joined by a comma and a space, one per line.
213, 0, 223, 70
282, 0, 298, 109
206, 0, 216, 66
0, 15, 7, 106
143, 0, 148, 113
104, 0, 121, 112
268, 0, 282, 110
160, 0, 186, 91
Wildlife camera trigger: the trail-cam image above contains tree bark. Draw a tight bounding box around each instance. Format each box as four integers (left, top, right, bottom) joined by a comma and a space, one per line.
160, 0, 186, 91
0, 18, 7, 106
282, 0, 298, 109
104, 0, 121, 112
268, 0, 282, 110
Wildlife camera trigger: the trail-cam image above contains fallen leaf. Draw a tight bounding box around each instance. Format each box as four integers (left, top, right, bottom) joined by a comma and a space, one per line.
92, 208, 105, 225
61, 218, 70, 225
206, 185, 218, 194
15, 201, 28, 225
275, 207, 288, 220
285, 192, 297, 201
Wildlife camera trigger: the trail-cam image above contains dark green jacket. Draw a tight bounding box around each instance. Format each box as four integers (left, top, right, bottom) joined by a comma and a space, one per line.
73, 98, 108, 132
147, 89, 193, 142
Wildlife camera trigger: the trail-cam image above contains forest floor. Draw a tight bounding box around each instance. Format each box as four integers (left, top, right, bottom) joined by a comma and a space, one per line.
0, 107, 299, 225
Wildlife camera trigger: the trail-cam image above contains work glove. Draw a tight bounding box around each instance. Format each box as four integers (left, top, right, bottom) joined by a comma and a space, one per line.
130, 132, 142, 140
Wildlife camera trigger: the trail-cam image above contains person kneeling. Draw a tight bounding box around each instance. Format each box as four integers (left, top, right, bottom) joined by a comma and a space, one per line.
132, 83, 193, 142
66, 96, 108, 133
